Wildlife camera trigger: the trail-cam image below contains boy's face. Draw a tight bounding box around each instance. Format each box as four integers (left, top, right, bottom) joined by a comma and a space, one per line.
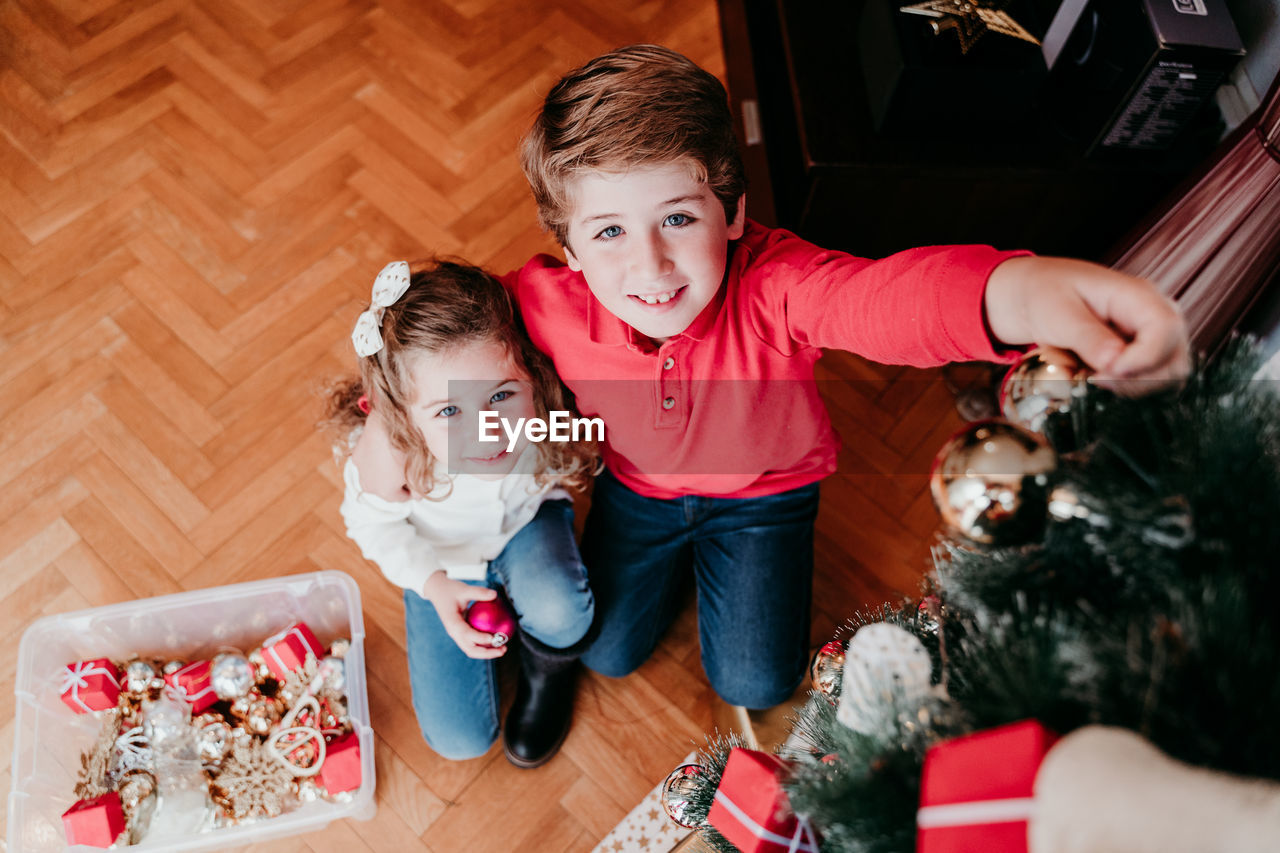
562, 161, 745, 344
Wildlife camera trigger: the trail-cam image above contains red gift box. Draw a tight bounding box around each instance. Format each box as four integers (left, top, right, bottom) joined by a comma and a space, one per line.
707, 748, 819, 853
260, 622, 324, 680
917, 720, 1059, 853
60, 658, 121, 714
62, 791, 126, 847
316, 732, 362, 794
164, 660, 218, 713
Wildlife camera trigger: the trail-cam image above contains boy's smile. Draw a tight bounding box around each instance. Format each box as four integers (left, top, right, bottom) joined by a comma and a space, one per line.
563, 161, 745, 344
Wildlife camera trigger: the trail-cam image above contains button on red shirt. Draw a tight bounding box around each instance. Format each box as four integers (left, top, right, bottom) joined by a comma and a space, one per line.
504, 221, 1027, 499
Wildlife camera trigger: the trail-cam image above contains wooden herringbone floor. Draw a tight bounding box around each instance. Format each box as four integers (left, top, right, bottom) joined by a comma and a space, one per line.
0, 1, 969, 850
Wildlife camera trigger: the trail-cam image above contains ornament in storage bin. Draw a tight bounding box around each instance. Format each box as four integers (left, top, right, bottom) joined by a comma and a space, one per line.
163, 660, 218, 713
60, 658, 121, 713
917, 719, 1058, 852
260, 621, 324, 679
316, 732, 362, 794
707, 748, 820, 853
61, 792, 126, 848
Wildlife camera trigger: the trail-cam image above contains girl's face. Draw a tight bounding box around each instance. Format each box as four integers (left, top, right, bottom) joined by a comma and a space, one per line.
407, 338, 537, 480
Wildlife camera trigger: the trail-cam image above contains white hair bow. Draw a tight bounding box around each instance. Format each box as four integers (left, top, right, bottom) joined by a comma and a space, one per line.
351, 261, 411, 357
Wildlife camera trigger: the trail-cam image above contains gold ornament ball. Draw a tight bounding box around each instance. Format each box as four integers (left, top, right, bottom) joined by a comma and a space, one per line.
999, 346, 1091, 437
660, 764, 707, 828
809, 640, 846, 697
930, 419, 1058, 545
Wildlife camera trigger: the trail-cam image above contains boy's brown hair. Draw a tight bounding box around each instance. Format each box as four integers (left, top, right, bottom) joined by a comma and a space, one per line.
521, 44, 746, 248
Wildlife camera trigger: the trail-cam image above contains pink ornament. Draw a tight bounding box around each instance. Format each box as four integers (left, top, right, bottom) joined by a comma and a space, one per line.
465, 596, 517, 647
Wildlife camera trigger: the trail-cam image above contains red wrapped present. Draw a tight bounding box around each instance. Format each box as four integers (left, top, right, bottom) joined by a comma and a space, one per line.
62, 791, 126, 847
917, 720, 1059, 853
707, 748, 819, 853
316, 732, 362, 794
260, 622, 324, 680
163, 660, 218, 713
60, 658, 121, 714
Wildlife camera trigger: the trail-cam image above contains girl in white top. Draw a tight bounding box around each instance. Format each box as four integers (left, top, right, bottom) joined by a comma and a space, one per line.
325, 259, 597, 767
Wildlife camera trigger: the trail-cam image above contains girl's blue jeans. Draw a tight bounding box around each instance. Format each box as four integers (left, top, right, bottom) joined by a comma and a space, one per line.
402, 499, 593, 760
579, 468, 821, 709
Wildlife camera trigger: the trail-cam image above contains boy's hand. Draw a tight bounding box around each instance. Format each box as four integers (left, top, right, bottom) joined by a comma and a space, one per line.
421, 572, 508, 660
985, 256, 1191, 396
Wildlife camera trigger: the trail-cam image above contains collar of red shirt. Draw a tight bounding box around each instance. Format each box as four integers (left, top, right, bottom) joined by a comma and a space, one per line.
585, 273, 729, 351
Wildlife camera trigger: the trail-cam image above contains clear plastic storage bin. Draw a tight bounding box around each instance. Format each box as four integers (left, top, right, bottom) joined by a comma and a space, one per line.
8, 570, 376, 851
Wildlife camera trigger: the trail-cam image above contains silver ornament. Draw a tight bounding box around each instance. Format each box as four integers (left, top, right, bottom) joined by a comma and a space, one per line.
197, 719, 234, 767
999, 346, 1092, 448
162, 660, 186, 676
930, 419, 1057, 545
836, 623, 934, 735
809, 640, 845, 698
660, 764, 707, 828
141, 696, 194, 756
123, 660, 158, 696
210, 652, 256, 700
317, 656, 345, 693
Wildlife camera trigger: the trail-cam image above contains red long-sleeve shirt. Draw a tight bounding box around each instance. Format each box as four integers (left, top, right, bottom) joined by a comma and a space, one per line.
505, 221, 1027, 499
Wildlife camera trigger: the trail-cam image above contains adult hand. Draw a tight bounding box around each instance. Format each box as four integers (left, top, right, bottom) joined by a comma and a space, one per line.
985, 256, 1191, 396
422, 572, 507, 660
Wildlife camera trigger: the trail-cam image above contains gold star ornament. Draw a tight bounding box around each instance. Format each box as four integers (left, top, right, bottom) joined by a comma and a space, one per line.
900, 0, 1040, 54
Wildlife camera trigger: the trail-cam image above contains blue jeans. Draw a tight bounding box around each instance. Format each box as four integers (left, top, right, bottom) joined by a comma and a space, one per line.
403, 499, 594, 759
580, 469, 820, 709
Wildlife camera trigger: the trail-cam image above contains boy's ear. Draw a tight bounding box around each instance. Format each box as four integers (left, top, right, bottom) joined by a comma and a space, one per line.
728, 194, 746, 240
564, 246, 583, 272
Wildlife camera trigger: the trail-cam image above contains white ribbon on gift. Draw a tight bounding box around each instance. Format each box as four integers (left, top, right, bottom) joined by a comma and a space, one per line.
711, 789, 820, 853
916, 796, 1037, 829
60, 660, 120, 713
351, 261, 411, 357
261, 623, 324, 678
163, 662, 217, 708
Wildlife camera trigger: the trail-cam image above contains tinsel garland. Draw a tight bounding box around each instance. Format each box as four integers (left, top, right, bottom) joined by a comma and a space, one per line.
680, 339, 1280, 852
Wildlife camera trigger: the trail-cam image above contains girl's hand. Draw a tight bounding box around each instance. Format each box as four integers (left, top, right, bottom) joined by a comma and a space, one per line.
421, 572, 508, 660
984, 256, 1191, 396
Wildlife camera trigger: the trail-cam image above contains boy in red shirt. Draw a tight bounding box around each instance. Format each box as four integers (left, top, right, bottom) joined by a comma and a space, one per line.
504, 45, 1187, 717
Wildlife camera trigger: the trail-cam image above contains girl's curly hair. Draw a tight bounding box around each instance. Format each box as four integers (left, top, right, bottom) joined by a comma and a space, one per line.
321, 258, 598, 496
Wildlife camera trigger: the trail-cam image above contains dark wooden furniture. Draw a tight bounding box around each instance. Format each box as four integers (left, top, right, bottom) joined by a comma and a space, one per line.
717, 0, 1228, 261
1111, 73, 1280, 354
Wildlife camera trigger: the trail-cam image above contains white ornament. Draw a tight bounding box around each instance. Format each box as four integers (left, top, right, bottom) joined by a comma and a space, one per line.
837, 622, 933, 734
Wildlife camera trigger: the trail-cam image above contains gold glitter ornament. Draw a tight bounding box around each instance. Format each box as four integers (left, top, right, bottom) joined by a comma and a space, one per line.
660, 764, 707, 828
930, 419, 1057, 545
236, 693, 282, 736
210, 739, 295, 821
74, 711, 120, 799
118, 768, 158, 845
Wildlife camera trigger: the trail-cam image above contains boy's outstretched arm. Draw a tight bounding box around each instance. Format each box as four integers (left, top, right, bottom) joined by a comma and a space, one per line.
984, 256, 1191, 396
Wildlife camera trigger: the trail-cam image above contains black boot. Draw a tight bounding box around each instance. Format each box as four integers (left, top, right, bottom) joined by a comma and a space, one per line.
502, 627, 592, 768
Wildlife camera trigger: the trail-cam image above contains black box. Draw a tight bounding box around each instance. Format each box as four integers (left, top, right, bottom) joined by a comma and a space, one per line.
858, 0, 1052, 139
1045, 0, 1245, 156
